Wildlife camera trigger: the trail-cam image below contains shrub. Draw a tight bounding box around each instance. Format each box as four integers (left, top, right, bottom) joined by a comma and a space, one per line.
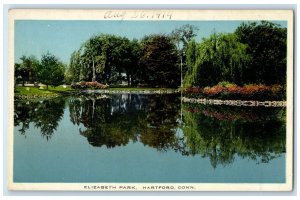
71, 81, 109, 89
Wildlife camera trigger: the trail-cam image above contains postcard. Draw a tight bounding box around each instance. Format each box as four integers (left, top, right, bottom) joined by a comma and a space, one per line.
8, 9, 294, 191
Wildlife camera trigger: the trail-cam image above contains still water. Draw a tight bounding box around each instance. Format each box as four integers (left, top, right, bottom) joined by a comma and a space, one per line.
14, 93, 286, 183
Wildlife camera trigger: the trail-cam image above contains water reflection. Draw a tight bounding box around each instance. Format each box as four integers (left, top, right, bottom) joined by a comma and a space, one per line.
14, 94, 286, 168
14, 98, 65, 140
68, 94, 180, 150
183, 104, 286, 168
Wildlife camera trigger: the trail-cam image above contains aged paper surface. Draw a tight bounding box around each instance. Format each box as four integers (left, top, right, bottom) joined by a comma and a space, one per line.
8, 9, 293, 191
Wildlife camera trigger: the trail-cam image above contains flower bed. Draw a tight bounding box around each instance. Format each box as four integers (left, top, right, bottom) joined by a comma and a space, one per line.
184, 83, 285, 101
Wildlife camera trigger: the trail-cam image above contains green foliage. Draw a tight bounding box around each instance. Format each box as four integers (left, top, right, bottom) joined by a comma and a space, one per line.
140, 34, 180, 87
37, 52, 65, 89
15, 21, 287, 92
14, 94, 286, 168
235, 21, 287, 85
182, 104, 286, 168
15, 55, 39, 85
67, 34, 140, 85
184, 33, 250, 87
184, 21, 287, 89
170, 24, 199, 78
67, 94, 180, 150
186, 39, 197, 69
14, 98, 65, 138
66, 50, 82, 83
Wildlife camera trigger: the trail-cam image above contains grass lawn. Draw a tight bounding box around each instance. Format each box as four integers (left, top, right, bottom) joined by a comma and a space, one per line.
15, 85, 178, 97
15, 85, 74, 96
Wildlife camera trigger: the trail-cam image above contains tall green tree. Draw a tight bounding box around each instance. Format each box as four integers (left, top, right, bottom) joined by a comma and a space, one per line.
170, 24, 199, 83
140, 34, 180, 88
37, 52, 65, 89
184, 33, 250, 87
80, 37, 103, 82
66, 50, 82, 83
75, 34, 140, 85
120, 39, 141, 86
235, 21, 287, 85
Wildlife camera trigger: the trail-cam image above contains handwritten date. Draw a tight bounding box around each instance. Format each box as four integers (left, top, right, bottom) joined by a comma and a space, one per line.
104, 11, 173, 20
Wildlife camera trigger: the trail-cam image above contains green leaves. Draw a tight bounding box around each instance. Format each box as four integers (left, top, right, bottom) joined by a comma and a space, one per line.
235, 21, 287, 85
15, 55, 39, 85
185, 33, 250, 87
37, 52, 65, 88
140, 34, 180, 88
69, 34, 139, 85
184, 21, 286, 88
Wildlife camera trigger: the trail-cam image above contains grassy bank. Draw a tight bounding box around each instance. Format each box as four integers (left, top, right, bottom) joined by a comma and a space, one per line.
15, 86, 178, 99
14, 86, 74, 99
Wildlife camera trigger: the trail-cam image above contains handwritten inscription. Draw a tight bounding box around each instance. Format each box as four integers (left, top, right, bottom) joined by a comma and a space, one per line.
104, 10, 173, 20
104, 11, 126, 19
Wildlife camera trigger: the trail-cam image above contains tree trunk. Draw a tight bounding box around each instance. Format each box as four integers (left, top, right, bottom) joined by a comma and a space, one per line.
127, 74, 131, 86
180, 56, 183, 87
46, 84, 49, 90
92, 59, 96, 82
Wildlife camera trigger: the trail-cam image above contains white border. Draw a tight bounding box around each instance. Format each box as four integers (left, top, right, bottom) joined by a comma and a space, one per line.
6, 8, 294, 192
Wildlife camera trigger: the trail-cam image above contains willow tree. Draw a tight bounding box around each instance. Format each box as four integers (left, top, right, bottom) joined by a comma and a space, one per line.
68, 34, 140, 84
184, 33, 250, 87
66, 50, 82, 83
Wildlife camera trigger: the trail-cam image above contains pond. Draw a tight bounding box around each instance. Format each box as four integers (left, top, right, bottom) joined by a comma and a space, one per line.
13, 93, 286, 183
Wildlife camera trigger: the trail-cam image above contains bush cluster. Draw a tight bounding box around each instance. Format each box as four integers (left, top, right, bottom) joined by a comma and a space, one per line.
71, 81, 109, 89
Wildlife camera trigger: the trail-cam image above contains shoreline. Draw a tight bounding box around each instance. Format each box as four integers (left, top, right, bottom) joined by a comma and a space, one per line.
182, 97, 286, 107
14, 87, 286, 107
14, 91, 286, 108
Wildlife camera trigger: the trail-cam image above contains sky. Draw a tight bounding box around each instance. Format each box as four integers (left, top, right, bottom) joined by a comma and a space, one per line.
14, 20, 287, 64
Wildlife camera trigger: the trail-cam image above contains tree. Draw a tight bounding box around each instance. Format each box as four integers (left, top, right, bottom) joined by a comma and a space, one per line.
140, 34, 180, 88
186, 39, 197, 69
66, 50, 82, 83
119, 39, 141, 86
235, 21, 287, 85
170, 24, 199, 82
80, 36, 106, 82
75, 34, 140, 85
15, 55, 39, 86
37, 52, 65, 89
171, 24, 199, 50
184, 33, 250, 87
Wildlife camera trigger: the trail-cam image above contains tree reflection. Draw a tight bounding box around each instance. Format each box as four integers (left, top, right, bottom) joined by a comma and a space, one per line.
69, 94, 182, 150
69, 94, 143, 148
14, 94, 286, 168
14, 98, 65, 139
182, 104, 286, 168
14, 101, 39, 135
138, 95, 181, 151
